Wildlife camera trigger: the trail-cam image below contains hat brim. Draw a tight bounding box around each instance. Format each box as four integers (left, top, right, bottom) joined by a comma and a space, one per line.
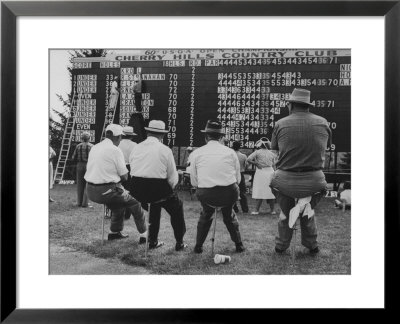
123, 132, 137, 136
200, 129, 225, 134
288, 99, 315, 107
145, 127, 169, 133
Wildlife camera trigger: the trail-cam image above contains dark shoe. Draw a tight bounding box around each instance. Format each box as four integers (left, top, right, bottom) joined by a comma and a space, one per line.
275, 247, 286, 254
108, 232, 129, 241
138, 237, 147, 245
82, 204, 93, 208
193, 245, 203, 254
175, 242, 188, 251
149, 241, 165, 249
49, 197, 55, 202
235, 243, 245, 253
242, 209, 249, 213
309, 247, 320, 255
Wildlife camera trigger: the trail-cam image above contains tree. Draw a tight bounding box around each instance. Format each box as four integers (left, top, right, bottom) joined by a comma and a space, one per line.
50, 49, 108, 180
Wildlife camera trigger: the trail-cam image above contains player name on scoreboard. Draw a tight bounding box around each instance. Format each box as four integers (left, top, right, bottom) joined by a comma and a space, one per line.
70, 49, 351, 151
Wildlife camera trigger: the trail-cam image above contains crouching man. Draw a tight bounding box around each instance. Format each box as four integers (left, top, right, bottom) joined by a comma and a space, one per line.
85, 124, 147, 242
190, 120, 245, 254
270, 89, 331, 255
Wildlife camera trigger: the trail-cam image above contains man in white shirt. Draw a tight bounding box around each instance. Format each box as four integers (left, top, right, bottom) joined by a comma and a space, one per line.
118, 126, 137, 219
129, 120, 187, 251
190, 120, 245, 254
85, 124, 147, 241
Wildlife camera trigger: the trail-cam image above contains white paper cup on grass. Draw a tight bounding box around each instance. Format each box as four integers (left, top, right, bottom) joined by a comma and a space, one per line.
214, 254, 231, 264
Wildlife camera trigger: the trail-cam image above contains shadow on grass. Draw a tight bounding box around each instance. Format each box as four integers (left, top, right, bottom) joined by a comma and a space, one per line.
50, 184, 351, 275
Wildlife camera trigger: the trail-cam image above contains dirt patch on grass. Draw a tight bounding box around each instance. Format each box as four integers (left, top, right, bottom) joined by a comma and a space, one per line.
50, 243, 150, 275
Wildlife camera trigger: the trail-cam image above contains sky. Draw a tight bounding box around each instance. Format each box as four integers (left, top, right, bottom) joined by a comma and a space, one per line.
49, 50, 72, 121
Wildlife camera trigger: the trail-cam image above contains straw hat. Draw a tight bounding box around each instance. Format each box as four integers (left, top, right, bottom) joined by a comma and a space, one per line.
144, 120, 169, 133
122, 126, 136, 136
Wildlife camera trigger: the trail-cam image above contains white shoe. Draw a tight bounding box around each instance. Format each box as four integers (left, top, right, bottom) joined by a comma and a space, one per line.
251, 211, 259, 215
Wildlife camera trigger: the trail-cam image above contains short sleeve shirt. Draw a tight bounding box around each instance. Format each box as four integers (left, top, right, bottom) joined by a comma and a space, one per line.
84, 138, 128, 184
271, 112, 331, 171
190, 141, 241, 188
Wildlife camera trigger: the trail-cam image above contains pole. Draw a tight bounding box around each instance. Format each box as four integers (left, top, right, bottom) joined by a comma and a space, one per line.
145, 204, 150, 258
211, 208, 218, 256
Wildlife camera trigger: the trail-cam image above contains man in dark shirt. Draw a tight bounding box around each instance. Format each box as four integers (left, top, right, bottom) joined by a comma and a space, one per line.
270, 88, 331, 255
72, 132, 93, 207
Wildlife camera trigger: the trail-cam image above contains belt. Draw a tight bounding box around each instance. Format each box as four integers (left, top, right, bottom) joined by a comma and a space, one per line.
285, 168, 321, 173
87, 182, 119, 186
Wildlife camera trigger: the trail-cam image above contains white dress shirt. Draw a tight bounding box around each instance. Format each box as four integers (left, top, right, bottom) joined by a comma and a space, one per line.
118, 139, 137, 164
190, 140, 240, 188
129, 136, 179, 188
84, 138, 128, 184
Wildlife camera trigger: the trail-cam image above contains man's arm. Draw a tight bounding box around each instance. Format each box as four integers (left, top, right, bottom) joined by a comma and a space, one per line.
189, 153, 198, 187
233, 152, 241, 184
115, 149, 129, 182
271, 125, 279, 151
166, 149, 179, 188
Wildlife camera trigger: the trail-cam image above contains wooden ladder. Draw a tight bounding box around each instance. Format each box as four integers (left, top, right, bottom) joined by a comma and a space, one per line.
53, 91, 78, 183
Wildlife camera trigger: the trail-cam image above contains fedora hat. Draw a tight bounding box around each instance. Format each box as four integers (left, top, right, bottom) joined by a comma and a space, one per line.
288, 88, 315, 106
122, 126, 137, 136
144, 120, 169, 133
200, 120, 225, 134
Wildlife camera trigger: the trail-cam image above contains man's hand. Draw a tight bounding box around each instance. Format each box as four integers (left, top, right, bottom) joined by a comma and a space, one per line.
120, 173, 128, 182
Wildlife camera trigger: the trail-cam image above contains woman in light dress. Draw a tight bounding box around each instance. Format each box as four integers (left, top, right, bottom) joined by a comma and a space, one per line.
246, 137, 276, 215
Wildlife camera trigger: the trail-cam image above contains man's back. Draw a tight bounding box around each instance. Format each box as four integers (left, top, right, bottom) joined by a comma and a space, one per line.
191, 141, 240, 188
85, 139, 126, 184
119, 139, 137, 164
235, 150, 247, 172
271, 112, 331, 171
130, 136, 178, 188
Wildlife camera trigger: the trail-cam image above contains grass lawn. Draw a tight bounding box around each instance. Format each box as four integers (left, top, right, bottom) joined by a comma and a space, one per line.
49, 184, 351, 275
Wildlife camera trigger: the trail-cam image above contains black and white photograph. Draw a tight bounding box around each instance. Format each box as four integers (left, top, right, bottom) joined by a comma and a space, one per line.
2, 1, 395, 317
49, 48, 351, 275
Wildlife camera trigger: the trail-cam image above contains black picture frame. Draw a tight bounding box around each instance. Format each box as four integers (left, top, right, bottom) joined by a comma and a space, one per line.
1, 0, 399, 322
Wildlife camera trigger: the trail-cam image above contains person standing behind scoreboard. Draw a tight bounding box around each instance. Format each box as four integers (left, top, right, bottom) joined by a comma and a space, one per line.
71, 131, 93, 208
232, 141, 249, 214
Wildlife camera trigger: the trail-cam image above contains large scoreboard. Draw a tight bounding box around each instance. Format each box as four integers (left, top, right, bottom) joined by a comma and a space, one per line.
71, 48, 351, 151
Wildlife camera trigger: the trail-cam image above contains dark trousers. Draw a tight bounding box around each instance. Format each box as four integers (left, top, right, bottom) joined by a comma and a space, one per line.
234, 173, 249, 213
86, 183, 146, 234
76, 162, 88, 206
122, 165, 132, 219
272, 188, 324, 250
143, 193, 186, 245
195, 184, 242, 247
